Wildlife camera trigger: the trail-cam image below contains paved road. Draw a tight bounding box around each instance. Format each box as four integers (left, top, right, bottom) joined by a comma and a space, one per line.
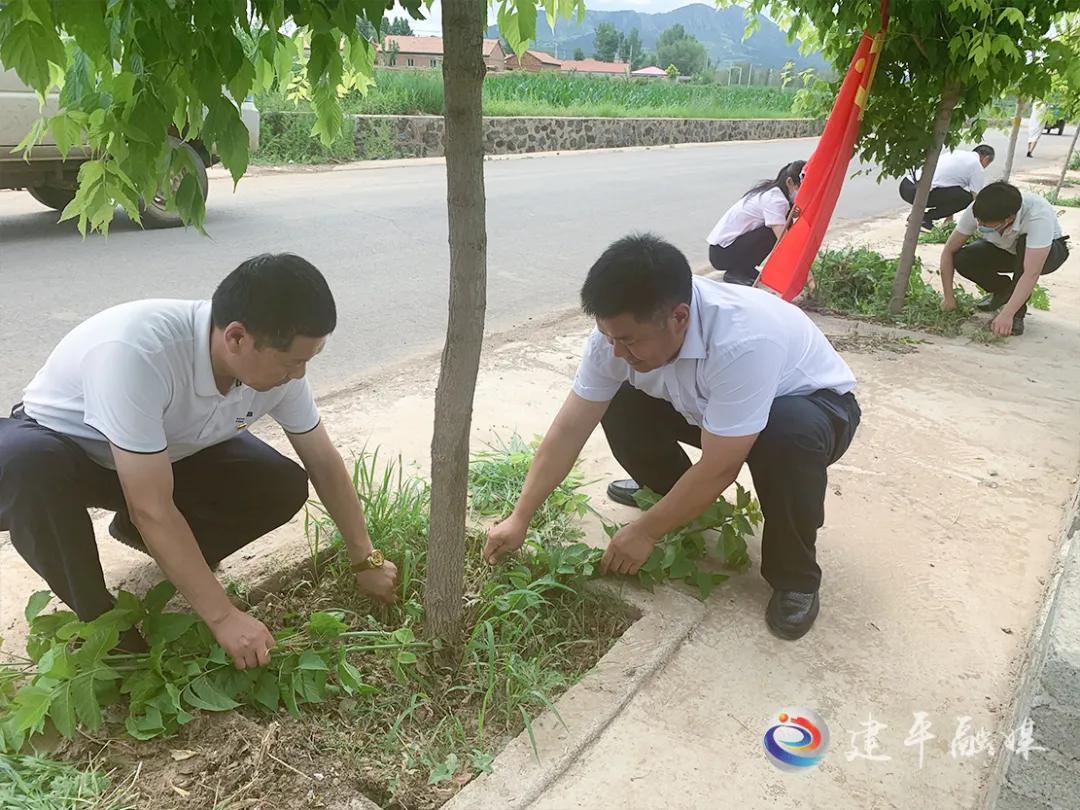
0, 128, 1073, 405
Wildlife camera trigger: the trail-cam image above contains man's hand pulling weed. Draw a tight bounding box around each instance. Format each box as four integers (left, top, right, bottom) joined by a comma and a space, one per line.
355, 560, 399, 604
209, 607, 276, 669
600, 523, 657, 575
483, 515, 528, 563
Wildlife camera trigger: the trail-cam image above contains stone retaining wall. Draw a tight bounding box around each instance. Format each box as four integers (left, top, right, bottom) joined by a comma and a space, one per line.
351, 114, 823, 159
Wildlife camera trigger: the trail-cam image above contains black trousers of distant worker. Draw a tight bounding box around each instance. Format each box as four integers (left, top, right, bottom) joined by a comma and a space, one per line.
601, 383, 861, 593
0, 406, 309, 621
708, 225, 777, 285
954, 235, 1070, 317
899, 177, 974, 226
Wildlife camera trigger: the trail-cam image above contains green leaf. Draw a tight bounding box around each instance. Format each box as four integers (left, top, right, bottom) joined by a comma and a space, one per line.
1, 19, 66, 92
58, 0, 109, 55
227, 59, 255, 103
396, 651, 417, 666
307, 611, 347, 640
145, 612, 199, 644
280, 670, 300, 717
49, 113, 83, 157
692, 569, 722, 601
336, 659, 369, 696
11, 685, 52, 734
142, 581, 177, 618
298, 650, 329, 671
50, 682, 77, 738
253, 670, 280, 712
183, 677, 241, 712
71, 674, 103, 730
24, 591, 52, 623
37, 646, 72, 680
669, 555, 692, 579
391, 626, 415, 645
203, 98, 249, 184
14, 116, 49, 157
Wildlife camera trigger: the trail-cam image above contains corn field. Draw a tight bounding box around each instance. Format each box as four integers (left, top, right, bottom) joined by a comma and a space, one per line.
258, 68, 801, 120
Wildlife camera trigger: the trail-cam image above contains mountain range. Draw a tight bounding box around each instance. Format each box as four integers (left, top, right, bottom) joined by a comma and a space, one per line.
486, 3, 828, 71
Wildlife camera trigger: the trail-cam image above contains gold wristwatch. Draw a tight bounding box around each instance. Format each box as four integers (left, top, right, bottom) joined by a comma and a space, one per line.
350, 549, 385, 573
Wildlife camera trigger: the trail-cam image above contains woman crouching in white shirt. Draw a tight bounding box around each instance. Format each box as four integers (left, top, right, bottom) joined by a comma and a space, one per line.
706, 160, 805, 286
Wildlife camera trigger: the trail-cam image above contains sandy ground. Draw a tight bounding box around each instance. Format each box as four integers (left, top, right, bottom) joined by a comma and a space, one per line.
2, 173, 1080, 809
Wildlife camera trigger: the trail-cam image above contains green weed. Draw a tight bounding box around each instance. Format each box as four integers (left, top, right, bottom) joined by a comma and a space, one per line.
1029, 284, 1051, 311
0, 752, 136, 810
253, 111, 356, 164
810, 247, 979, 336
918, 220, 956, 244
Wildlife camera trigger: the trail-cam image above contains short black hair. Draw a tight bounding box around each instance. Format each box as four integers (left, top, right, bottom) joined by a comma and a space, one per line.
972, 181, 1022, 223
580, 233, 692, 322
212, 253, 337, 349
973, 144, 995, 161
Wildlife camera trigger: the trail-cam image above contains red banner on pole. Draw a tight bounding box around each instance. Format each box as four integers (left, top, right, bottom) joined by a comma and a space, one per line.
757, 3, 889, 301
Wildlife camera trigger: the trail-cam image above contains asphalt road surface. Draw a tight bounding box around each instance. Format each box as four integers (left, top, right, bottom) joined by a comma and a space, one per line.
0, 127, 1073, 405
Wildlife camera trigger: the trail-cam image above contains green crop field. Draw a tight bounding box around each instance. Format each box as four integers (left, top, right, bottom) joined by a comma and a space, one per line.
258, 68, 801, 120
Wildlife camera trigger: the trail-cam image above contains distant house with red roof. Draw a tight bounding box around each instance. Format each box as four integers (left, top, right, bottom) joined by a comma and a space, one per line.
506, 49, 563, 72
631, 66, 669, 79
558, 58, 630, 77
378, 35, 506, 72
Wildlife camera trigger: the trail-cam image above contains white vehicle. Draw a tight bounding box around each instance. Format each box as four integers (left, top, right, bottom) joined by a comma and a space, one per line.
0, 68, 259, 228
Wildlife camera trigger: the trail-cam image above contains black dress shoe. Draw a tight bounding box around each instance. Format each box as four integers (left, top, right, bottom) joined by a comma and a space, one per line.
1012, 314, 1025, 336
606, 479, 642, 508
108, 513, 149, 554
976, 291, 1011, 312
766, 590, 820, 640
722, 271, 757, 287
920, 218, 934, 231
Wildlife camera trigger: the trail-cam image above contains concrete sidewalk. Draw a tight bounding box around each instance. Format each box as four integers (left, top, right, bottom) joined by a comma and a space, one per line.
2, 184, 1079, 810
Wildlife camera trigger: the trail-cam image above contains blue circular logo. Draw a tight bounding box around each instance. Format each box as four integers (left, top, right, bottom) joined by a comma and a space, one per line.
763, 708, 830, 772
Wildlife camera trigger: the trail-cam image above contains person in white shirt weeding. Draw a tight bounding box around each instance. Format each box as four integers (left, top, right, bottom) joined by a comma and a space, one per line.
899, 144, 995, 230
483, 234, 861, 640
705, 160, 805, 286
0, 255, 398, 667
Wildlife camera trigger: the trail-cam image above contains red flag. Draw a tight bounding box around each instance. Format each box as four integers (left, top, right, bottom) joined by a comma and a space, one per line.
758, 2, 889, 301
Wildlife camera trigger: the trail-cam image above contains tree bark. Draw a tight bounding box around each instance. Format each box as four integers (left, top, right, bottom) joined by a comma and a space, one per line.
424, 0, 487, 643
888, 82, 962, 315
1001, 96, 1025, 183
1053, 122, 1080, 201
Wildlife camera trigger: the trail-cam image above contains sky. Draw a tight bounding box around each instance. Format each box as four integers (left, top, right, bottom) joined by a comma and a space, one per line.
404, 1, 705, 36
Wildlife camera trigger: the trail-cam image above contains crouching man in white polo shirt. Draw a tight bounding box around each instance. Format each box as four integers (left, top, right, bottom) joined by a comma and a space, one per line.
0, 254, 397, 668
483, 234, 860, 640
940, 181, 1070, 337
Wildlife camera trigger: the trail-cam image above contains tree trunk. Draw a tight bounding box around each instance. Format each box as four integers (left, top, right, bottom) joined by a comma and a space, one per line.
424, 0, 487, 643
1001, 97, 1025, 183
1053, 122, 1080, 200
888, 83, 962, 315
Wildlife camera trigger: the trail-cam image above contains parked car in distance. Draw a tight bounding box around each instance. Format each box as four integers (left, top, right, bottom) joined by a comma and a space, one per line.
0, 68, 259, 228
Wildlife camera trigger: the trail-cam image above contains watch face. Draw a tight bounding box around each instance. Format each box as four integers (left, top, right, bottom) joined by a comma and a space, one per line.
370, 549, 385, 567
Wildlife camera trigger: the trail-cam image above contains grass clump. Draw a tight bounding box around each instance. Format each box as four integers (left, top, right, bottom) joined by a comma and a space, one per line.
918, 220, 956, 244
1044, 192, 1080, 208
253, 112, 356, 164
809, 247, 978, 336
0, 753, 135, 810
